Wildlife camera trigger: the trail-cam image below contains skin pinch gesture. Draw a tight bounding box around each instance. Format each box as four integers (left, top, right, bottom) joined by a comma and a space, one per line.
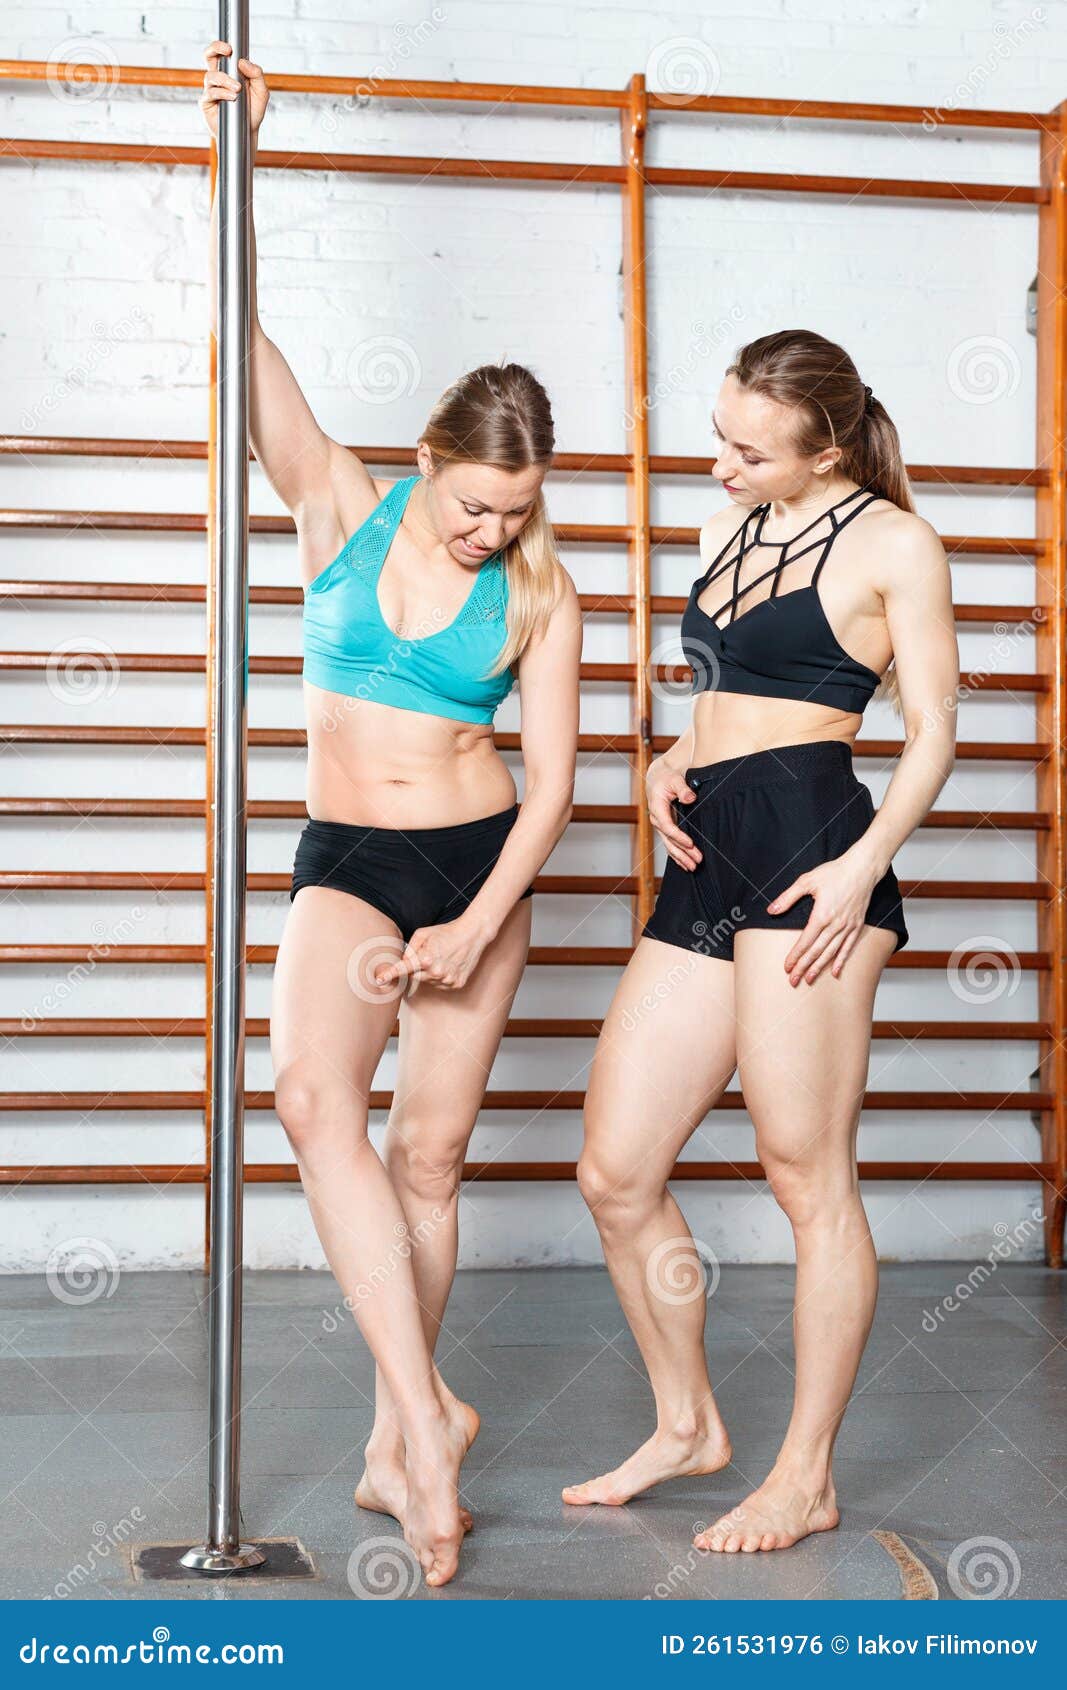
375, 916, 488, 993
199, 32, 580, 1589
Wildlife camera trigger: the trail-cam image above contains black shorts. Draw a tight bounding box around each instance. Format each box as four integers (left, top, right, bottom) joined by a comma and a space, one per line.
290, 802, 534, 943
641, 739, 908, 960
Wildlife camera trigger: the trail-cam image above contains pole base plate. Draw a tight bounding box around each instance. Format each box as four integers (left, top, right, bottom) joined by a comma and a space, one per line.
131, 1538, 315, 1581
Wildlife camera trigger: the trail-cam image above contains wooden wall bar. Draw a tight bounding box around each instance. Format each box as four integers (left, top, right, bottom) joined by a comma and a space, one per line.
0, 57, 1064, 1266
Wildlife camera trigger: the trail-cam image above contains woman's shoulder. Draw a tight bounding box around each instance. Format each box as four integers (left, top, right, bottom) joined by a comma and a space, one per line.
697, 498, 759, 567
856, 498, 948, 603
865, 498, 945, 561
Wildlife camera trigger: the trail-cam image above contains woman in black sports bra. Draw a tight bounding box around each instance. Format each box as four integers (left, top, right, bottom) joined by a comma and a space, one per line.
564, 330, 959, 1556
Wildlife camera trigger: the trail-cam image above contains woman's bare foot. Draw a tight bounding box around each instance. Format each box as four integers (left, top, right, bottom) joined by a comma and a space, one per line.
693, 1468, 839, 1552
561, 1419, 732, 1507
402, 1407, 474, 1588
356, 1392, 480, 1537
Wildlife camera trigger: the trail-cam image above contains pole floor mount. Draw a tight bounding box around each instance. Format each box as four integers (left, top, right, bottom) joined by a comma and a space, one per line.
130, 1538, 315, 1581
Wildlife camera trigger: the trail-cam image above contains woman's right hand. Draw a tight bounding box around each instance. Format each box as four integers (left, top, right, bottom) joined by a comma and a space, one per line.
200, 40, 269, 141
647, 764, 702, 871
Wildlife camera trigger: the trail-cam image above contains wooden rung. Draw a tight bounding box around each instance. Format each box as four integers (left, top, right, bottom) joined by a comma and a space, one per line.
0, 870, 1048, 902
0, 1088, 1052, 1113
0, 650, 1050, 693
0, 437, 1049, 486
0, 1159, 1053, 1187
0, 724, 1051, 763
0, 943, 1053, 970
0, 135, 1050, 202
0, 798, 1052, 830
0, 578, 1051, 628
0, 1017, 1051, 1041
0, 514, 1049, 556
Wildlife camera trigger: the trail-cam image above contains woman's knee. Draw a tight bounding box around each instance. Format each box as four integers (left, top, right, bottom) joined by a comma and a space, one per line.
274, 1060, 367, 1152
758, 1145, 852, 1224
384, 1123, 465, 1206
576, 1146, 659, 1226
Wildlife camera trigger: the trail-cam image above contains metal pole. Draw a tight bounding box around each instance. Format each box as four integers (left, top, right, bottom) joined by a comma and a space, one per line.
181, 0, 265, 1574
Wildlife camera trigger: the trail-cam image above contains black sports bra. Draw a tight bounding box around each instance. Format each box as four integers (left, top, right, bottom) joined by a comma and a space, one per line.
681, 485, 885, 715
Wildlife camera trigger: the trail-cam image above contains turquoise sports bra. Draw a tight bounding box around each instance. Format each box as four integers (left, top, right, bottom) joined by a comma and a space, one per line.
302, 474, 515, 725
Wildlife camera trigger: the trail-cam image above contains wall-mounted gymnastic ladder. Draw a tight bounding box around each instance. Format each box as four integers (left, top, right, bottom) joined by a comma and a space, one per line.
0, 59, 1065, 1270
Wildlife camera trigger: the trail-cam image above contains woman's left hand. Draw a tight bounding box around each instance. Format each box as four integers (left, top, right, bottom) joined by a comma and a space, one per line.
374, 915, 491, 993
766, 847, 881, 986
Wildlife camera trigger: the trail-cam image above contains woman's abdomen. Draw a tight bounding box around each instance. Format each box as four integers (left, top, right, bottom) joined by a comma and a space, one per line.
303, 683, 516, 827
689, 688, 862, 765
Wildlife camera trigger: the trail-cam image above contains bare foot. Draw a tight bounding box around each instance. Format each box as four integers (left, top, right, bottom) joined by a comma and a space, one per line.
356, 1395, 480, 1541
403, 1408, 474, 1588
561, 1421, 732, 1507
693, 1469, 839, 1552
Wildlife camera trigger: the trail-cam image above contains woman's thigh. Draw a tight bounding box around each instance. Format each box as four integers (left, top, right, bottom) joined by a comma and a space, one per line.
388, 895, 533, 1160
270, 886, 405, 1118
582, 934, 739, 1189
733, 925, 895, 1176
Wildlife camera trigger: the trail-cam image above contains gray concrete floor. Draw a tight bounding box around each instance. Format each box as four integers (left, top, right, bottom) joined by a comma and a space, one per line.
0, 1264, 1063, 1601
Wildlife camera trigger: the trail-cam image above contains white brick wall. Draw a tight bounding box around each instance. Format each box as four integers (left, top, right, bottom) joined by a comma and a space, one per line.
1, 0, 1063, 1267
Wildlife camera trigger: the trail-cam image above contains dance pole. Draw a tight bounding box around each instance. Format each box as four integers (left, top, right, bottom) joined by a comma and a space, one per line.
174, 0, 265, 1576
134, 2, 312, 1586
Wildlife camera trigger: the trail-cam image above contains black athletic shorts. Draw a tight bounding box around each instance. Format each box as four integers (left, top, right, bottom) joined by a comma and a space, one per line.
641, 739, 908, 960
290, 801, 534, 942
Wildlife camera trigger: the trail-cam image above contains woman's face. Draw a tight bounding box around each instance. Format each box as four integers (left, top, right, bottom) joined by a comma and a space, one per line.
419, 455, 545, 563
709, 374, 837, 505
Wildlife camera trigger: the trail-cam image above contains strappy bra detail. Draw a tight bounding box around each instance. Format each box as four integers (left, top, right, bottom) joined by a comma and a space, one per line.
681, 485, 885, 715
302, 475, 515, 724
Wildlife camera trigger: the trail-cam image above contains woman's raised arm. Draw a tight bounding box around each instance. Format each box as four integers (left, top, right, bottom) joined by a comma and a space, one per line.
200, 40, 378, 570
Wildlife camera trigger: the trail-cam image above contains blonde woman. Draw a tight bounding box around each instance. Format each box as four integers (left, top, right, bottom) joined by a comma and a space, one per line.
565, 330, 958, 1555
202, 43, 580, 1588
